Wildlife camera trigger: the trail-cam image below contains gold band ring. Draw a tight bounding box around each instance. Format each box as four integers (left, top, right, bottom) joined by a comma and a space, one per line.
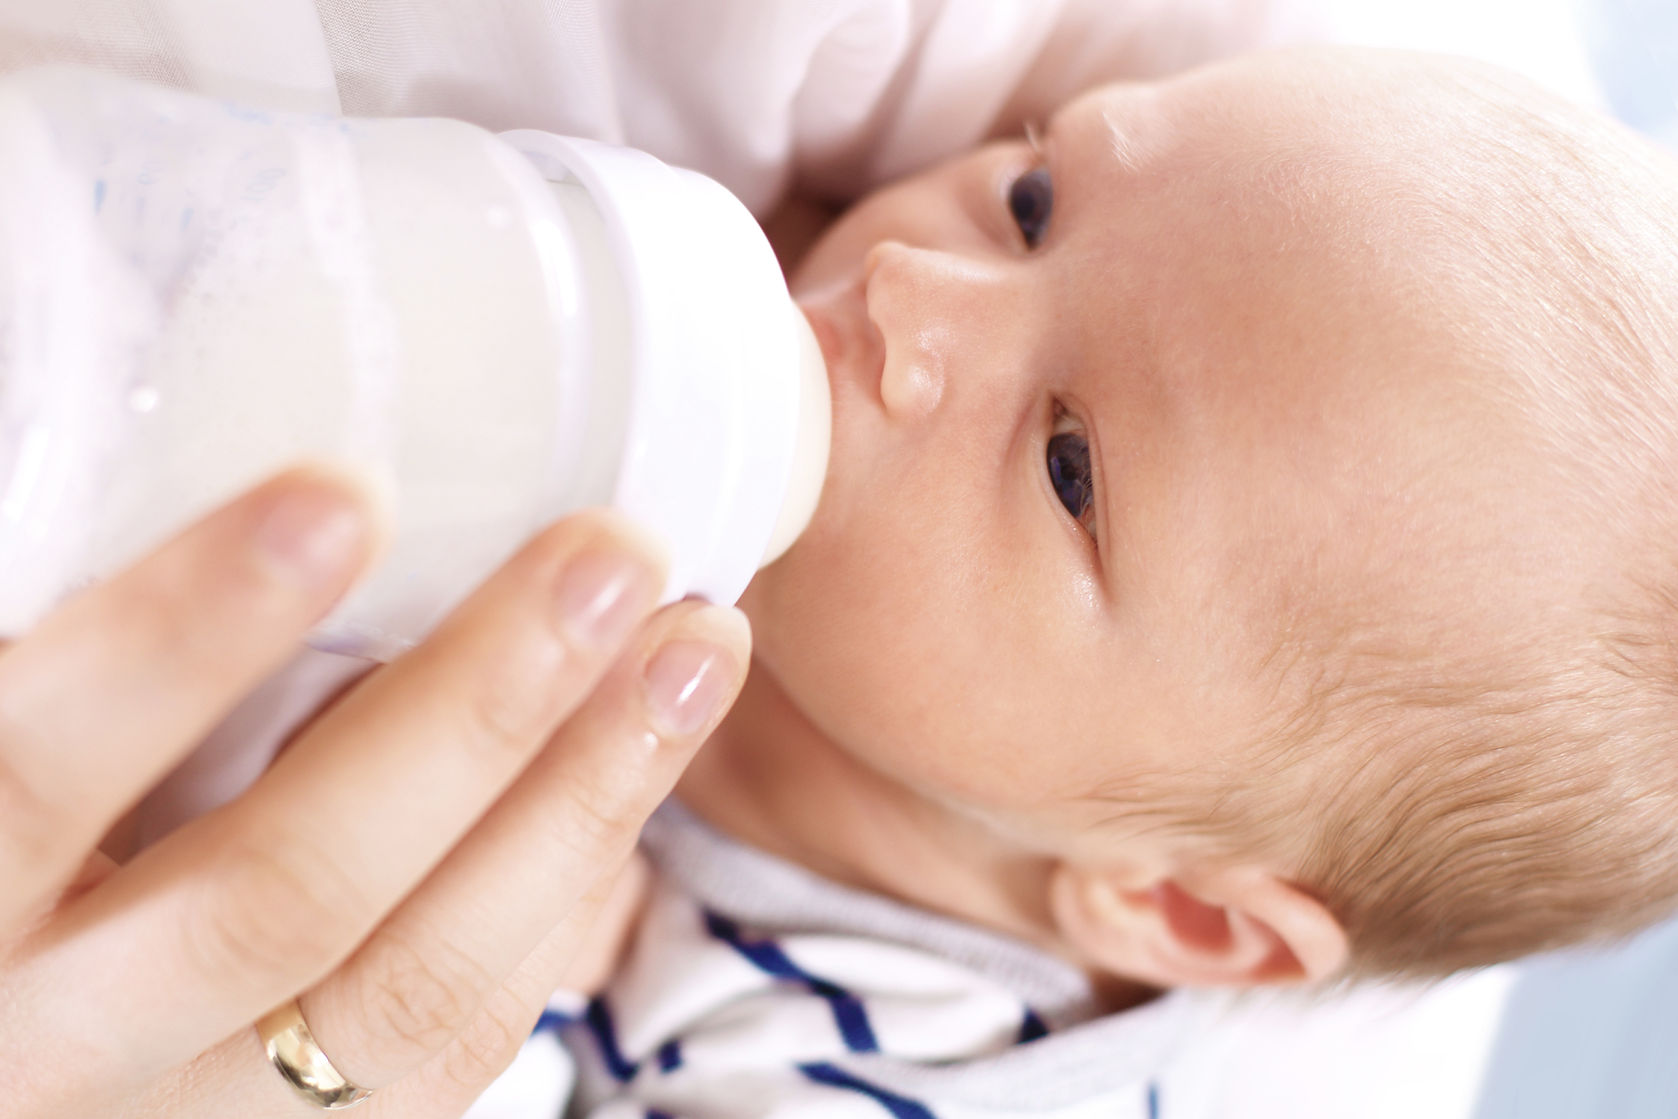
256, 1000, 374, 1111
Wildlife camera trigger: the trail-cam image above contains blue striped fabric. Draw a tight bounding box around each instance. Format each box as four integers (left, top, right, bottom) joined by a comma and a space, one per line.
585, 997, 639, 1082
1147, 1081, 1160, 1119
704, 910, 881, 1052
798, 1062, 938, 1119
532, 1006, 580, 1037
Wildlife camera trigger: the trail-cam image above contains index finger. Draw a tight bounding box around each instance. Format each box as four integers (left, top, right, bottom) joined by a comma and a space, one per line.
0, 467, 378, 932
68, 510, 667, 1074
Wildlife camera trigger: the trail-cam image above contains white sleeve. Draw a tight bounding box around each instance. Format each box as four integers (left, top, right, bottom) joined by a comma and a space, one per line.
773, 0, 1317, 201
0, 0, 340, 111
0, 0, 195, 90
0, 0, 1605, 216
596, 0, 1322, 207
0, 0, 1330, 213
786, 0, 1605, 200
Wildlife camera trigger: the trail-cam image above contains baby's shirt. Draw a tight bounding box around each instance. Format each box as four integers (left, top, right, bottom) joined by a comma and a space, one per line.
467, 801, 1225, 1119
466, 803, 1519, 1119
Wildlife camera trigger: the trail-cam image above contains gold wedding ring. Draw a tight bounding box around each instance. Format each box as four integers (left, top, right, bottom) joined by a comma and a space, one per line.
256, 1000, 374, 1111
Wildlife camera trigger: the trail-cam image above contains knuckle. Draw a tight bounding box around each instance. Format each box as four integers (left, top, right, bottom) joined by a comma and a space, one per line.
353, 932, 491, 1060
118, 561, 254, 663
462, 677, 545, 760
187, 831, 362, 983
545, 791, 617, 868
0, 743, 70, 876
435, 999, 526, 1091
456, 639, 569, 762
119, 528, 316, 662
542, 743, 652, 864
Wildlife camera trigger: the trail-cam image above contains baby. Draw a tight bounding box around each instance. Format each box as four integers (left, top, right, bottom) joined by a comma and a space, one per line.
517, 45, 1678, 1118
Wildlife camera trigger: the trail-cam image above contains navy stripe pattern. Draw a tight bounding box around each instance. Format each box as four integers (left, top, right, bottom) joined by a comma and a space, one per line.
520, 905, 1138, 1118
1017, 1007, 1049, 1045
705, 910, 881, 1052
799, 1062, 938, 1119
532, 1006, 579, 1037
585, 996, 639, 1082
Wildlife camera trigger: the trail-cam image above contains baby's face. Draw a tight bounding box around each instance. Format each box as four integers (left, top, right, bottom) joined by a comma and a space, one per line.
745, 52, 1569, 857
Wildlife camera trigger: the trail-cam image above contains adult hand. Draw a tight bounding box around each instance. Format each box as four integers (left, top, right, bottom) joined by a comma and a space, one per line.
0, 467, 749, 1117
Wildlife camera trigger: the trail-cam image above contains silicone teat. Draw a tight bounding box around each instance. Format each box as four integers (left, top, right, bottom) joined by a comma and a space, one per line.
761, 304, 831, 566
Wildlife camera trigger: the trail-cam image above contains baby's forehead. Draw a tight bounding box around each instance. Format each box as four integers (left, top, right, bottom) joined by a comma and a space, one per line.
1063, 48, 1678, 842
1059, 51, 1676, 655
1099, 52, 1558, 231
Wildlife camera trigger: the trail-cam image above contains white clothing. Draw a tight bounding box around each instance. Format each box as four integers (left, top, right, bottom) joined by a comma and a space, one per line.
466, 803, 1516, 1119
0, 0, 1598, 218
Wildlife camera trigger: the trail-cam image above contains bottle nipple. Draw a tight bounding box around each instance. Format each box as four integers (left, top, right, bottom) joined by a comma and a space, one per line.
760, 304, 831, 566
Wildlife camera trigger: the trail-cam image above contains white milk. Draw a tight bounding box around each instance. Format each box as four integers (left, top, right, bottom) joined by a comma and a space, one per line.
0, 67, 829, 659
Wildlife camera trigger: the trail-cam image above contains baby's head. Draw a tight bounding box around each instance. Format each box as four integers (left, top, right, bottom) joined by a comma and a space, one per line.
727, 47, 1678, 986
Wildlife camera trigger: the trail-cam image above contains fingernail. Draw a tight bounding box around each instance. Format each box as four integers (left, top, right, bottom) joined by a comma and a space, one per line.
254, 481, 370, 590
644, 640, 740, 737
555, 550, 659, 649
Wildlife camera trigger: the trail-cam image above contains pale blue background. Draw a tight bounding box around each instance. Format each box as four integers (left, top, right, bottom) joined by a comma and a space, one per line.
1581, 0, 1678, 147
1475, 918, 1678, 1117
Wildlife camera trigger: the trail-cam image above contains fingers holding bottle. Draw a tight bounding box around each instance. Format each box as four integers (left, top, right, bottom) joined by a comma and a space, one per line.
124, 599, 746, 1118
296, 601, 747, 1091
35, 511, 667, 1081
0, 467, 380, 935
9, 519, 744, 1118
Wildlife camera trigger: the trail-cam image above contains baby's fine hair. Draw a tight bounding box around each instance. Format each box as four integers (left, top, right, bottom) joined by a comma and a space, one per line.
1181, 54, 1678, 978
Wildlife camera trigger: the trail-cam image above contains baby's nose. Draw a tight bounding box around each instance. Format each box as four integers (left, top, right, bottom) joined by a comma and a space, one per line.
863, 240, 995, 422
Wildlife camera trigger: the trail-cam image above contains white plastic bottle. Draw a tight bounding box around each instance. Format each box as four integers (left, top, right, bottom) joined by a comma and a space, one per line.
0, 67, 830, 660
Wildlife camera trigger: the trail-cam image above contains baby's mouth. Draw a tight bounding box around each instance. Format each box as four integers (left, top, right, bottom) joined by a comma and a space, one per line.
796, 283, 885, 410
798, 300, 843, 373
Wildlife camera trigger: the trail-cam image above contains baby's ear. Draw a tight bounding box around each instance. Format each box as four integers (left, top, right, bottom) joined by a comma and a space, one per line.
1047, 862, 1348, 988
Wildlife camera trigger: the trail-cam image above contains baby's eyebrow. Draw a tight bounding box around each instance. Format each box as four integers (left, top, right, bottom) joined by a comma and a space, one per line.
1024, 119, 1046, 157
1102, 105, 1148, 175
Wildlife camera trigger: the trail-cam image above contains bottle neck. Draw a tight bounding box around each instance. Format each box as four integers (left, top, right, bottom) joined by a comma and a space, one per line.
537, 175, 632, 514
506, 130, 829, 604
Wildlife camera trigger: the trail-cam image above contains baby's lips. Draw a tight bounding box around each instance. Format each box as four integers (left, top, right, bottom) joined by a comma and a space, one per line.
795, 294, 845, 366
798, 289, 884, 405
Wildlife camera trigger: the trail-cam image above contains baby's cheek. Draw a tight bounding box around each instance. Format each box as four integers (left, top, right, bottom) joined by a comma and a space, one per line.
745, 461, 1079, 800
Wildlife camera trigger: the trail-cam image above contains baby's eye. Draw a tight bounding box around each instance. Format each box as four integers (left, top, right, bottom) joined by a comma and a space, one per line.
1047, 411, 1097, 543
1008, 166, 1053, 249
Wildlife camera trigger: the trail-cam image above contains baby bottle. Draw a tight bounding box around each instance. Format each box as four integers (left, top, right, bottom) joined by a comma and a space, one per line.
0, 67, 830, 660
